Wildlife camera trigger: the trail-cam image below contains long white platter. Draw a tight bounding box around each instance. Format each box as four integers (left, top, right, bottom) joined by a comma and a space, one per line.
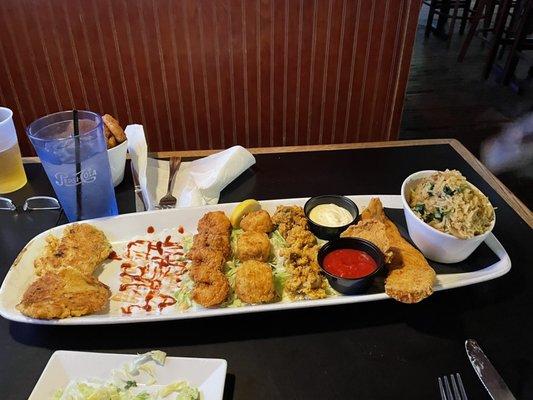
0, 195, 511, 325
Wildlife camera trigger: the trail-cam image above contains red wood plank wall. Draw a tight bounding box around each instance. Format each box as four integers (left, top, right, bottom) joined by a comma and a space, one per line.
0, 0, 421, 156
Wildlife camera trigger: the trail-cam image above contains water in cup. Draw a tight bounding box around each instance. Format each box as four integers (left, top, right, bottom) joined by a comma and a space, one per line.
0, 107, 27, 193
27, 111, 118, 221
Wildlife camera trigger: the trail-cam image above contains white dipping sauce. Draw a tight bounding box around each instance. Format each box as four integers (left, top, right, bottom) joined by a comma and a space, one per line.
309, 203, 353, 227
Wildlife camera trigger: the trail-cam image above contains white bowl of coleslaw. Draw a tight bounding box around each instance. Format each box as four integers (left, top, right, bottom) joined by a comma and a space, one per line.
401, 170, 495, 264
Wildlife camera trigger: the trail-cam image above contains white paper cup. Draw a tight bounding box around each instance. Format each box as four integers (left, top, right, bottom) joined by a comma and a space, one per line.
401, 170, 495, 264
107, 140, 128, 187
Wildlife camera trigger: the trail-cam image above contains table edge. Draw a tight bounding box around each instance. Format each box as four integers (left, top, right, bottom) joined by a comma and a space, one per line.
22, 139, 532, 228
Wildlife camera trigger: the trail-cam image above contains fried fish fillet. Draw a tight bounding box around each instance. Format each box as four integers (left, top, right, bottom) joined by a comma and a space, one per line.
34, 224, 112, 276
341, 219, 393, 263
16, 267, 111, 319
360, 198, 436, 303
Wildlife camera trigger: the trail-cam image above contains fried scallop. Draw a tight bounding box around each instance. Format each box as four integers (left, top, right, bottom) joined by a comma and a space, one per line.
16, 267, 111, 320
240, 210, 274, 233
235, 260, 276, 304
34, 223, 112, 276
192, 232, 231, 260
236, 231, 271, 262
191, 268, 230, 308
272, 205, 309, 237
197, 211, 232, 236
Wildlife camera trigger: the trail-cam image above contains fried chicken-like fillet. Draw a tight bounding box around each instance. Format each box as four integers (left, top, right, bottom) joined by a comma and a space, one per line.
361, 198, 436, 303
197, 211, 232, 236
34, 224, 112, 276
341, 219, 393, 263
16, 267, 110, 319
235, 260, 276, 304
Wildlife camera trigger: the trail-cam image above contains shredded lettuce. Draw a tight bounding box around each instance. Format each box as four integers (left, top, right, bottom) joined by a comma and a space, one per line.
51, 351, 200, 400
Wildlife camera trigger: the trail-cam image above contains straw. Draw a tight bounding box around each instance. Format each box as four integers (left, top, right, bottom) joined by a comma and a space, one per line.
73, 110, 82, 221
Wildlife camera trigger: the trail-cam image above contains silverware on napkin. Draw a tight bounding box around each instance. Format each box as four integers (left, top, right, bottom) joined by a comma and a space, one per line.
465, 339, 516, 400
157, 156, 182, 209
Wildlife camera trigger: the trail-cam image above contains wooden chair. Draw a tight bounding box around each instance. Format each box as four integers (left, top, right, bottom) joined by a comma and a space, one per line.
458, 0, 503, 61
501, 0, 533, 84
424, 0, 473, 47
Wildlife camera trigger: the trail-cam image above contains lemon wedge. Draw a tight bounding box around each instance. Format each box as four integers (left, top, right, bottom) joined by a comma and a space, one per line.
230, 199, 261, 228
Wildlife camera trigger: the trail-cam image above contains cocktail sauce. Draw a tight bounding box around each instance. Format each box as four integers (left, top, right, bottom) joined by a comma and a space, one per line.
323, 249, 377, 279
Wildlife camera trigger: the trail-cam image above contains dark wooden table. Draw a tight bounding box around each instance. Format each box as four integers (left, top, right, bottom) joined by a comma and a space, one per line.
1, 140, 532, 399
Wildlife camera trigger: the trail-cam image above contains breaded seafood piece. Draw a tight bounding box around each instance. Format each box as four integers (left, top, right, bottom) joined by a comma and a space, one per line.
235, 260, 276, 304
240, 210, 274, 233
361, 198, 436, 304
16, 267, 111, 320
285, 262, 327, 300
272, 205, 308, 237
188, 247, 225, 271
197, 211, 232, 236
34, 223, 112, 276
192, 232, 231, 260
341, 219, 393, 262
191, 268, 230, 307
236, 231, 271, 262
285, 226, 317, 250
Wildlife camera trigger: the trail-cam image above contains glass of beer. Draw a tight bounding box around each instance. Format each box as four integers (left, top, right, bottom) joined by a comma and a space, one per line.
0, 107, 27, 193
26, 111, 118, 222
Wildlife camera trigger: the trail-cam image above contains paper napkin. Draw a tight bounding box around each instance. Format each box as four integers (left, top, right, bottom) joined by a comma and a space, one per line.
125, 125, 255, 209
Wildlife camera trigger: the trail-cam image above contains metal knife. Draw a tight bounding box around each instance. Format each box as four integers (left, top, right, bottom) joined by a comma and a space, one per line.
130, 161, 147, 212
465, 339, 516, 400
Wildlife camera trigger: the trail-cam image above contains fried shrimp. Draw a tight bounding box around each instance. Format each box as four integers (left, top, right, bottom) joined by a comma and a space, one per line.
197, 211, 232, 236
191, 268, 230, 307
236, 231, 271, 262
34, 223, 112, 276
192, 232, 231, 260
235, 260, 276, 304
188, 247, 225, 271
285, 226, 317, 250
272, 205, 308, 237
240, 210, 274, 233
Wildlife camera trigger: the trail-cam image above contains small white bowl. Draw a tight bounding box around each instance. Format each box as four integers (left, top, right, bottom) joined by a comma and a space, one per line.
401, 170, 495, 264
107, 139, 128, 187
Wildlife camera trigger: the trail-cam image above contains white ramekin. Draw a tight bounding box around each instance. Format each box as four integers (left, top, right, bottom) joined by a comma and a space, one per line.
107, 139, 128, 187
400, 170, 495, 264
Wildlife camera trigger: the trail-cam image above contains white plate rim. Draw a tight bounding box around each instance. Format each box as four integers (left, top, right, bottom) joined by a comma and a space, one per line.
0, 194, 511, 325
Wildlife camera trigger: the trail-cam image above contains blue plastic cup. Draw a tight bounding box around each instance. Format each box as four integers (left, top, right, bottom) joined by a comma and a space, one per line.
26, 110, 118, 222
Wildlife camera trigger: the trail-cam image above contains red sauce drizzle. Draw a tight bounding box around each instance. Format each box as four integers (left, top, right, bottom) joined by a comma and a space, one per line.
118, 235, 187, 315
108, 251, 121, 260
147, 226, 155, 234
323, 249, 377, 279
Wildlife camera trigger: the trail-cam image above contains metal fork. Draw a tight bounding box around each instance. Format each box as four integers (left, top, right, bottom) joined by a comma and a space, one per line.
157, 156, 181, 209
438, 373, 468, 400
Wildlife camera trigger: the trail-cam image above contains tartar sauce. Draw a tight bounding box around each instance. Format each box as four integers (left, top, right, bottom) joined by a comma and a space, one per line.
309, 203, 353, 227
